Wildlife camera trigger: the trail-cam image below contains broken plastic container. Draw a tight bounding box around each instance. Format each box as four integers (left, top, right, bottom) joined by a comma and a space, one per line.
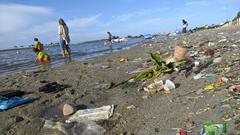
164, 80, 176, 91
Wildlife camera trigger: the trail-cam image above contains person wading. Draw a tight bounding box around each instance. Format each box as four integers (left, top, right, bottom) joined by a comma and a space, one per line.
107, 32, 113, 53
58, 18, 71, 57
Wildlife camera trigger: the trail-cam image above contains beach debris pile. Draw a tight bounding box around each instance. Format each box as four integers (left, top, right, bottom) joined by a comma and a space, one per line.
1, 29, 240, 134
126, 41, 190, 95
44, 104, 114, 135
122, 32, 240, 134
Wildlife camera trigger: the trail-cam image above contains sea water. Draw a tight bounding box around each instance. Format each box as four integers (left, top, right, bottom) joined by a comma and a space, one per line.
0, 38, 142, 76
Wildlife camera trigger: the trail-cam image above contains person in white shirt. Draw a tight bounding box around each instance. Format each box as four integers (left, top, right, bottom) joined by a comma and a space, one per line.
58, 18, 71, 57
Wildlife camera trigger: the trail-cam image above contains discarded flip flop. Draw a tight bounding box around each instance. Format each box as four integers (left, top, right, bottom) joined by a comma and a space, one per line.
0, 96, 33, 111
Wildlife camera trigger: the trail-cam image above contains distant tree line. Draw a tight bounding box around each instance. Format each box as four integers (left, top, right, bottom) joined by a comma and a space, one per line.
232, 10, 240, 21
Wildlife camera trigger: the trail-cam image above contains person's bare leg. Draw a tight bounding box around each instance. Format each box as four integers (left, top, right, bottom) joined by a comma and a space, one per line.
61, 51, 65, 57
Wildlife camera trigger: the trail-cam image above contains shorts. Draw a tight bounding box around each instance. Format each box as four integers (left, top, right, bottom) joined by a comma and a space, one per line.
59, 37, 70, 52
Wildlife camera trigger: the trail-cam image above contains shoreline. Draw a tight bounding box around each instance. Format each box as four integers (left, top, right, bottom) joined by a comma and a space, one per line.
0, 26, 240, 134
0, 38, 142, 77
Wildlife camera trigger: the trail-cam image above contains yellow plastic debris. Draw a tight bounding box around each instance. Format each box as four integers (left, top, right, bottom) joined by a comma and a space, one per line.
204, 84, 215, 91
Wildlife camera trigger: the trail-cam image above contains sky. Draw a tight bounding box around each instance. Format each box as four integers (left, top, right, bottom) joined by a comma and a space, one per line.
0, 0, 239, 49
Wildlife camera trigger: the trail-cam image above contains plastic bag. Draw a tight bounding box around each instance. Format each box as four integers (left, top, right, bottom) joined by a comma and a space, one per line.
66, 105, 114, 123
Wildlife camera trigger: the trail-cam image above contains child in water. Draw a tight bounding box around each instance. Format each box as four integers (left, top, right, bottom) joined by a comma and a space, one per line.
33, 38, 51, 62
33, 48, 51, 62
34, 38, 44, 52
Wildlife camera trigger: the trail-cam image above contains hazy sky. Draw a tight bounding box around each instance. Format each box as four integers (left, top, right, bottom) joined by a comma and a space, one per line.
0, 0, 239, 49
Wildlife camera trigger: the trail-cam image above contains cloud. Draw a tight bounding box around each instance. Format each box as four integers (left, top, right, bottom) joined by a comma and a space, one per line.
68, 13, 102, 30
185, 1, 210, 7
0, 3, 103, 49
113, 8, 169, 22
0, 3, 52, 33
96, 16, 180, 38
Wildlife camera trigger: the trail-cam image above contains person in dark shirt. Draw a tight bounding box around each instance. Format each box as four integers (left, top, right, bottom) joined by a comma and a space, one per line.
182, 19, 188, 33
107, 32, 113, 53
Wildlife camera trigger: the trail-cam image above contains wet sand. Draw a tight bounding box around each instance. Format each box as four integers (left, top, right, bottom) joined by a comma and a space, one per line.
0, 26, 240, 135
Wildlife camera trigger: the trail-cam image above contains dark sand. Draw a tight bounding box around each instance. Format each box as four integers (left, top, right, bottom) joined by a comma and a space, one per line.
0, 26, 240, 135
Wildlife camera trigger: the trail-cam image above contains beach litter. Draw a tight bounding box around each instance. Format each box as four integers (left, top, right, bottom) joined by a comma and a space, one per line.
213, 57, 222, 63
119, 58, 128, 62
143, 80, 164, 94
174, 45, 188, 61
170, 128, 191, 135
126, 105, 136, 110
38, 82, 71, 93
0, 96, 34, 110
229, 85, 240, 93
66, 104, 114, 123
200, 122, 227, 135
218, 39, 227, 43
164, 80, 176, 91
63, 103, 75, 116
44, 120, 68, 135
204, 84, 215, 91
101, 65, 110, 69
203, 49, 214, 58
143, 80, 175, 95
44, 119, 106, 135
0, 90, 25, 98
133, 53, 186, 82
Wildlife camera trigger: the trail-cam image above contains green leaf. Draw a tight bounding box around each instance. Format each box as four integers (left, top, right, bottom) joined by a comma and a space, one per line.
135, 68, 154, 81
150, 53, 163, 67
173, 60, 186, 67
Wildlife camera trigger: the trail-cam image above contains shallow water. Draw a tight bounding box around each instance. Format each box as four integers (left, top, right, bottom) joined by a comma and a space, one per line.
0, 38, 143, 76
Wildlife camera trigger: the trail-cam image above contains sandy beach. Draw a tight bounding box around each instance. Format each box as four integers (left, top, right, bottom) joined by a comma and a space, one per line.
0, 26, 240, 135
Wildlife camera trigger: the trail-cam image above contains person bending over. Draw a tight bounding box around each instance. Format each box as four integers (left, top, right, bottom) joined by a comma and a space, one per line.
33, 48, 51, 62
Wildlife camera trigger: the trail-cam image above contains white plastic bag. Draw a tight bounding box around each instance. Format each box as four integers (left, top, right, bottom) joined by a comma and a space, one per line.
66, 104, 114, 123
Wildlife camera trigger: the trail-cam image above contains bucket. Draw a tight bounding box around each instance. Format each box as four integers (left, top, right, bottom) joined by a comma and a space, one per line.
174, 46, 187, 61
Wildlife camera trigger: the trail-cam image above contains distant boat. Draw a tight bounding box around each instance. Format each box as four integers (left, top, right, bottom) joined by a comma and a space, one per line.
111, 38, 128, 43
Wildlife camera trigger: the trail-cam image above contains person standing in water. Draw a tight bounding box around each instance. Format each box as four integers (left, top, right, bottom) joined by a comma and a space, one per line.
182, 19, 188, 33
107, 32, 113, 53
58, 18, 71, 57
